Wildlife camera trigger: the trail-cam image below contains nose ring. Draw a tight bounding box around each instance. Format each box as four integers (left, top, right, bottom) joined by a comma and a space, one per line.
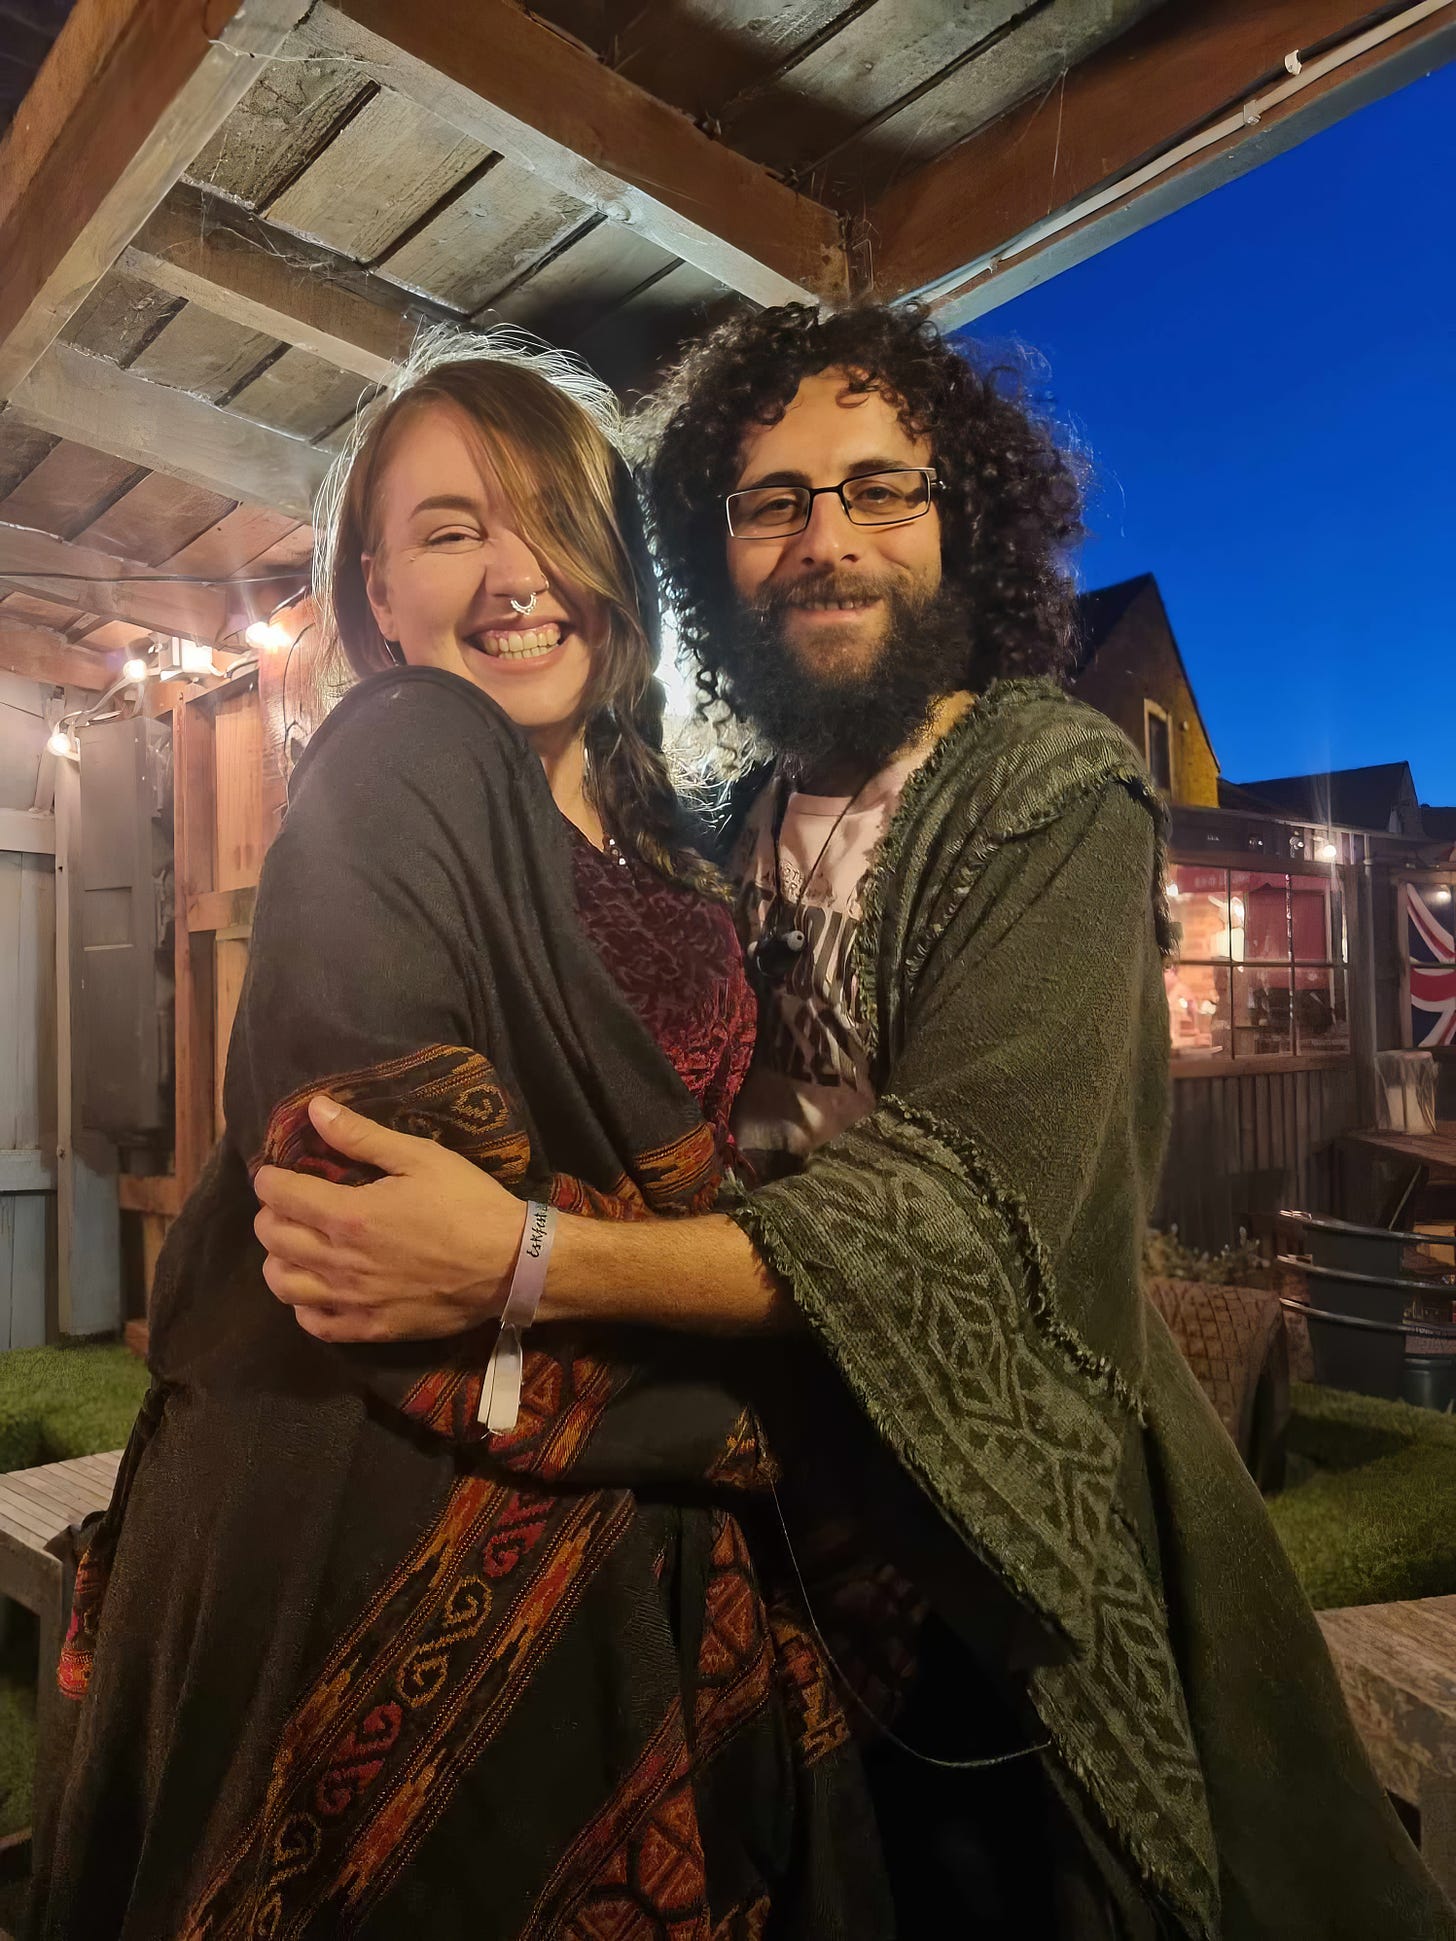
509, 589, 539, 617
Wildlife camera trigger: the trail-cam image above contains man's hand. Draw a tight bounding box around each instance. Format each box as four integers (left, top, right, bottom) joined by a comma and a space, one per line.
253, 1094, 527, 1343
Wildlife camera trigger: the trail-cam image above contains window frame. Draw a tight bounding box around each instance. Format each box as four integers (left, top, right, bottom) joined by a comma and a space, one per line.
1165, 860, 1350, 1072
1143, 698, 1174, 796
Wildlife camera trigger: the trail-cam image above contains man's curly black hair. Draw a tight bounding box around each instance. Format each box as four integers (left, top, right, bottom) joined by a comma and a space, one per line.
634, 303, 1086, 711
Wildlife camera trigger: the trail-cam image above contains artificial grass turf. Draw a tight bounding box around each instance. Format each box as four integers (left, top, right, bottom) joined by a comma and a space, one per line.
1266, 1383, 1456, 1611
0, 1341, 148, 1836
0, 1341, 149, 1473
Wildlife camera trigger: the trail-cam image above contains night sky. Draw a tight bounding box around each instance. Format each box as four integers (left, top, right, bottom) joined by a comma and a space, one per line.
966, 57, 1456, 805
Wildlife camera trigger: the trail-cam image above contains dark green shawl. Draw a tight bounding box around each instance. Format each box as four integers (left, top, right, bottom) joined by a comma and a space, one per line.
732, 678, 1454, 1940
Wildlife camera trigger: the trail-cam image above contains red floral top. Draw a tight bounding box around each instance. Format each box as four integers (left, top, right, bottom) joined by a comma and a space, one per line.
570, 830, 756, 1151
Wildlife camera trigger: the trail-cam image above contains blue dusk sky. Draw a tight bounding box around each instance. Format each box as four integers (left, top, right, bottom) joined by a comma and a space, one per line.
968, 56, 1456, 804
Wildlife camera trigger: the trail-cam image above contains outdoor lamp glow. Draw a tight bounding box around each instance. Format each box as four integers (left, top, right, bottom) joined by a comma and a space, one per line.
245, 620, 292, 651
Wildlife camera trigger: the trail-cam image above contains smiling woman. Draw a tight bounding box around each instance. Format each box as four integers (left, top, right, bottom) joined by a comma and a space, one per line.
22, 337, 905, 1940
314, 330, 706, 886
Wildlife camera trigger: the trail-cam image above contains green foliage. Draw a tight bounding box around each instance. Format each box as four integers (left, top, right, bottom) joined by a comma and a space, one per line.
1143, 1225, 1273, 1289
1267, 1384, 1456, 1610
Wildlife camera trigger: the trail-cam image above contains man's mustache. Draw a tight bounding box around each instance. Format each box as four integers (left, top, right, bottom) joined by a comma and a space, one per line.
755, 572, 902, 615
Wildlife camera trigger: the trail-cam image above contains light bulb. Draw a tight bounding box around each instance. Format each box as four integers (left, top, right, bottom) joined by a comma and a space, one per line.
245, 620, 291, 651
1315, 841, 1338, 862
46, 727, 73, 758
122, 656, 149, 682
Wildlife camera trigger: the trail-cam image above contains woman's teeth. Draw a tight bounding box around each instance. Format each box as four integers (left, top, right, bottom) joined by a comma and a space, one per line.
476, 623, 561, 659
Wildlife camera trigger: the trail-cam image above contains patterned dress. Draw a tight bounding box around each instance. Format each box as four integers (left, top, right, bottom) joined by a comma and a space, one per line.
569, 830, 754, 1155
31, 671, 896, 1941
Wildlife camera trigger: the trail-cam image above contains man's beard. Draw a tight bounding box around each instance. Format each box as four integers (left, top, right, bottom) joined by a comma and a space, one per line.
710, 571, 970, 777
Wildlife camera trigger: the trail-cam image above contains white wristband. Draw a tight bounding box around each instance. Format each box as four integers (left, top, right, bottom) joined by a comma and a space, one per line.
479, 1202, 557, 1433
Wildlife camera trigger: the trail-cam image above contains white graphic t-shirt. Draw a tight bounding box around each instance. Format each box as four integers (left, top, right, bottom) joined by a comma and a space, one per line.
730, 754, 925, 1179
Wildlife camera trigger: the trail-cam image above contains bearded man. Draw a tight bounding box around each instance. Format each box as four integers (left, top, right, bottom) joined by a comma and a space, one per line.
255, 305, 1453, 1939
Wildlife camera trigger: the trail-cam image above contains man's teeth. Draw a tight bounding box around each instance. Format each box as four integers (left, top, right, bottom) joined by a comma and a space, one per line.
477, 623, 561, 658
799, 599, 876, 612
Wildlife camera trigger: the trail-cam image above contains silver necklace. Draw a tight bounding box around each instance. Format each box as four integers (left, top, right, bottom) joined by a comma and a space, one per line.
750, 765, 875, 981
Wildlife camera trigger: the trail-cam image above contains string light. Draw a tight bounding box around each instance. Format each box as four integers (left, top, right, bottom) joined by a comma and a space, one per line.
245, 619, 293, 651
121, 655, 149, 682
46, 726, 76, 759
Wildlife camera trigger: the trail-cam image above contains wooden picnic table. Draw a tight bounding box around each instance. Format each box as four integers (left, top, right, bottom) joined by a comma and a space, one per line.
1317, 1594, 1456, 1901
1344, 1124, 1456, 1179
1341, 1123, 1456, 1229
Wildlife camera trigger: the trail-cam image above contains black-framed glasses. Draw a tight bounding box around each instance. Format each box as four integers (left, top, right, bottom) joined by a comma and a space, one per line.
725, 467, 940, 539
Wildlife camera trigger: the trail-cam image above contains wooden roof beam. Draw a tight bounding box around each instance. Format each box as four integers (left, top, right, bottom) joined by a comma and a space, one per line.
123, 184, 451, 387
315, 0, 850, 307
7, 344, 330, 522
0, 612, 118, 690
0, 0, 314, 400
868, 0, 1456, 325
0, 524, 231, 644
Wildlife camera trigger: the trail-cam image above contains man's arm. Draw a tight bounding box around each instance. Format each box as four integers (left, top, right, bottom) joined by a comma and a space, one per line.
255, 1092, 793, 1342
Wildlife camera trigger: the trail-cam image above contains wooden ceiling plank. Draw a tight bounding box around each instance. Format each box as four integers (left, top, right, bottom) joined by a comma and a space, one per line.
7, 342, 330, 520
313, 0, 849, 304
572, 259, 734, 393
184, 37, 375, 212
243, 524, 316, 575
0, 586, 92, 630
0, 409, 58, 498
0, 523, 227, 641
127, 304, 283, 403
228, 347, 378, 445
60, 263, 182, 363
67, 616, 154, 653
0, 440, 145, 541
0, 612, 117, 690
727, 0, 1025, 176
264, 89, 490, 264
80, 473, 238, 569
160, 504, 308, 582
0, 0, 314, 398
122, 184, 439, 387
831, 0, 1165, 192
488, 221, 679, 336
376, 160, 586, 315
870, 0, 1456, 320
533, 0, 859, 130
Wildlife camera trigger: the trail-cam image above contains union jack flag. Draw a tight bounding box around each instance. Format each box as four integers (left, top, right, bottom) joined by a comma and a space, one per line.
1406, 881, 1456, 1046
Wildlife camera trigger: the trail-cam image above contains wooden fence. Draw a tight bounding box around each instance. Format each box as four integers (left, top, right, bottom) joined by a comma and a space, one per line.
1157, 1061, 1360, 1252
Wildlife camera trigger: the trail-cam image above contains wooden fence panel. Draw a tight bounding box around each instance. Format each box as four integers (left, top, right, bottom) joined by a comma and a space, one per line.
1159, 1063, 1360, 1252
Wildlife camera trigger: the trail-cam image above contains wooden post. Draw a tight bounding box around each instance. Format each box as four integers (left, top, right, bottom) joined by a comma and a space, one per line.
1343, 860, 1381, 1131
52, 757, 120, 1337
172, 690, 216, 1200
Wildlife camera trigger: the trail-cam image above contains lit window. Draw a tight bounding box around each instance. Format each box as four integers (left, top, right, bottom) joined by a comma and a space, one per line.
1167, 866, 1348, 1061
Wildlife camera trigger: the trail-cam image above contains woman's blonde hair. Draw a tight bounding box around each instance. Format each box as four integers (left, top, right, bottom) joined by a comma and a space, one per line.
315, 326, 711, 889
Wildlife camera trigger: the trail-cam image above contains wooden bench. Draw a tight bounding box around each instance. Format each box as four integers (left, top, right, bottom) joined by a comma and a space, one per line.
0, 1450, 122, 1868
1318, 1595, 1456, 1901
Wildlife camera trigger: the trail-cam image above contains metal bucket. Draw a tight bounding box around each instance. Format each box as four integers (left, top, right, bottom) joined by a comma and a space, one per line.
1400, 1354, 1456, 1413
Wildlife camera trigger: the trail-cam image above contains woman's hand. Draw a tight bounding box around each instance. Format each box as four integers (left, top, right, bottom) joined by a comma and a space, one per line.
253, 1094, 528, 1343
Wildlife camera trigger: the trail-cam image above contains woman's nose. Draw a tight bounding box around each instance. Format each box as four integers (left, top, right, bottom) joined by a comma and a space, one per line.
483, 525, 547, 601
